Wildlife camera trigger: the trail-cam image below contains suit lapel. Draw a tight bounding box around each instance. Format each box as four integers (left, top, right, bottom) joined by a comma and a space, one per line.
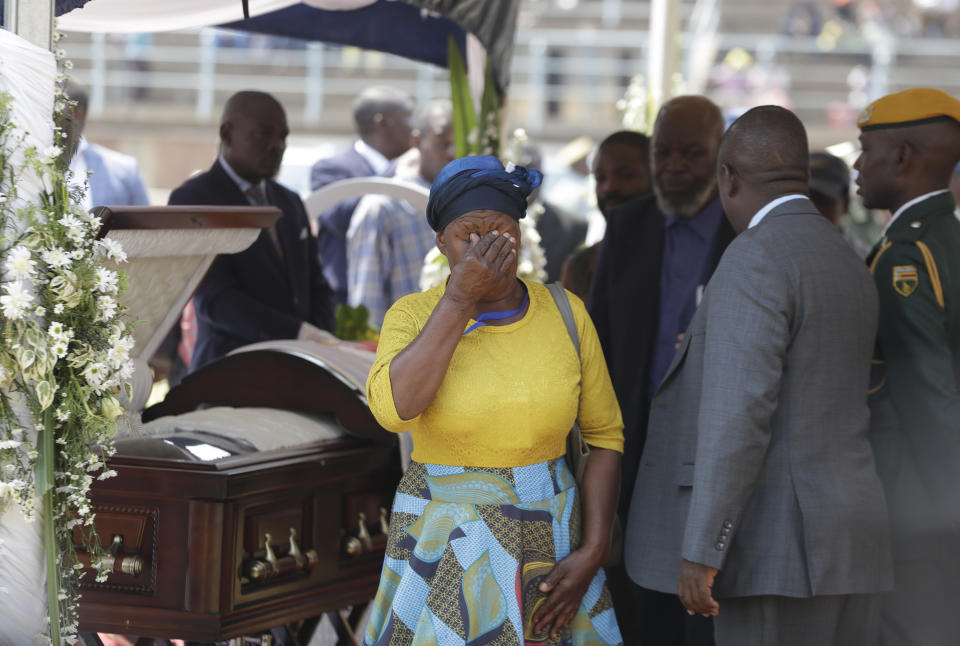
653, 301, 701, 395
211, 161, 289, 280
265, 182, 299, 289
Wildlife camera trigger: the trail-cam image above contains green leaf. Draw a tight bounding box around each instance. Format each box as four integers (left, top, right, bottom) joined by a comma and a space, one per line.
35, 380, 55, 411
478, 57, 502, 156
448, 35, 477, 158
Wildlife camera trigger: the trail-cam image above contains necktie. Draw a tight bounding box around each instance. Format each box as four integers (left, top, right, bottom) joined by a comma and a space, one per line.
245, 185, 283, 257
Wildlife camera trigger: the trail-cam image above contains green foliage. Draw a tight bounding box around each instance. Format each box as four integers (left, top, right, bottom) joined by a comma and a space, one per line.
335, 303, 379, 341
447, 35, 502, 157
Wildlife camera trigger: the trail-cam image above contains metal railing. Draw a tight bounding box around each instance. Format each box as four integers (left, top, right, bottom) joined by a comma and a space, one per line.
61, 23, 960, 138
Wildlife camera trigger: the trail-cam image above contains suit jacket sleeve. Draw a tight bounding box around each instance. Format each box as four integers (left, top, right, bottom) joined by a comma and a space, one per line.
122, 158, 150, 206
681, 237, 792, 570
587, 215, 618, 356
307, 203, 336, 331
168, 184, 306, 342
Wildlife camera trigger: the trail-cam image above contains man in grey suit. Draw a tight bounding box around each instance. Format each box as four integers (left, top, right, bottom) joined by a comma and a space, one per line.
624, 105, 893, 645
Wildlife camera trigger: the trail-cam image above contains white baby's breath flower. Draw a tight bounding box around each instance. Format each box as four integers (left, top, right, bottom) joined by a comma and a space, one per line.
27, 450, 38, 460
33, 305, 44, 316
4, 246, 36, 280
1, 281, 33, 319
97, 238, 127, 263
53, 303, 64, 314
41, 247, 71, 269
55, 408, 70, 422
97, 469, 117, 481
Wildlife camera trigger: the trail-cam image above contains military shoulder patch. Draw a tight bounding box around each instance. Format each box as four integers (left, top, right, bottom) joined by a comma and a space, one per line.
892, 265, 919, 297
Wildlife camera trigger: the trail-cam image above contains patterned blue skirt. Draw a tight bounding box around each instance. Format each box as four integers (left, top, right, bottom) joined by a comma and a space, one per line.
364, 458, 622, 645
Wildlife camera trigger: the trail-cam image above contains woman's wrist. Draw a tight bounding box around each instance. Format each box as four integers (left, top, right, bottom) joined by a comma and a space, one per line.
576, 537, 609, 566
440, 285, 478, 312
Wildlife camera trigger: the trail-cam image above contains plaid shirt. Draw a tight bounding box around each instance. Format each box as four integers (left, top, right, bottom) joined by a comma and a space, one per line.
346, 179, 435, 329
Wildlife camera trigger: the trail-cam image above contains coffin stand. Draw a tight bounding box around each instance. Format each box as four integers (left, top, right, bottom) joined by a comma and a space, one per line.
77, 207, 399, 644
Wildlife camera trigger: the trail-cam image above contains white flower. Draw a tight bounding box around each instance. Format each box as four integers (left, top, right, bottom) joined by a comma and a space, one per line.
33, 306, 44, 316
96, 238, 127, 263
0, 480, 24, 498
82, 362, 107, 390
97, 295, 117, 321
93, 267, 118, 294
97, 469, 117, 481
41, 247, 71, 269
118, 360, 135, 380
27, 450, 38, 460
53, 303, 64, 314
52, 341, 68, 358
63, 60, 73, 71
55, 408, 70, 422
0, 439, 21, 450
38, 145, 62, 165
1, 281, 34, 320
4, 246, 36, 280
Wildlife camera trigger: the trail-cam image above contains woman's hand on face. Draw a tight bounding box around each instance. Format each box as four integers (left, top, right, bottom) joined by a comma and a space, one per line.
531, 547, 603, 639
445, 230, 516, 305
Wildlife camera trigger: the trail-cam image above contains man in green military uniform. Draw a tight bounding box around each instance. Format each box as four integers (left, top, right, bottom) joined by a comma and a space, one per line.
855, 87, 960, 646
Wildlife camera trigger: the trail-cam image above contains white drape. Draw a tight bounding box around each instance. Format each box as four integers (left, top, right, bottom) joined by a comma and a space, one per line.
58, 0, 377, 33
0, 28, 57, 646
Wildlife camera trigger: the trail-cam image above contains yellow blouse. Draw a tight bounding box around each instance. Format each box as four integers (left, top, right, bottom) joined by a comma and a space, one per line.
367, 279, 624, 467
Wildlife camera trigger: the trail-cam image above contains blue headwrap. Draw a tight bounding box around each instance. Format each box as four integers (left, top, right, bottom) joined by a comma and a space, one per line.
426, 155, 543, 232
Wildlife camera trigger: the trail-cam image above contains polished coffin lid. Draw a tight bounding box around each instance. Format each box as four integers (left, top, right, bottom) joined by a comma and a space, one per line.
137, 339, 393, 461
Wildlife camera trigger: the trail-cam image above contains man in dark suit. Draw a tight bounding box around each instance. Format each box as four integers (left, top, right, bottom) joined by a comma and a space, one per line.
561, 130, 651, 300
310, 86, 414, 304
588, 96, 735, 646
169, 90, 335, 371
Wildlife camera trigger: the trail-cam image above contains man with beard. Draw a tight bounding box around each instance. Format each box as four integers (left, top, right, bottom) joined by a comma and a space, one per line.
854, 88, 960, 646
169, 90, 336, 371
561, 130, 651, 300
587, 96, 735, 646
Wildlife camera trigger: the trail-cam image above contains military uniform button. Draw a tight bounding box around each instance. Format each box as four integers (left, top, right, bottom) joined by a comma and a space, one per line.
715, 542, 725, 550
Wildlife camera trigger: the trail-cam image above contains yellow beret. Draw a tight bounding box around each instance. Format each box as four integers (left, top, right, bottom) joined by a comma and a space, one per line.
857, 88, 960, 131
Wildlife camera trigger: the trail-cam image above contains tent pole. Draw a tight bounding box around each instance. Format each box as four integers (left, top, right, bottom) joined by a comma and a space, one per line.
3, 0, 55, 51
647, 0, 680, 112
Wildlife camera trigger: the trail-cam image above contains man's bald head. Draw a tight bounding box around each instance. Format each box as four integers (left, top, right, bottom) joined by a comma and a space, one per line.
219, 90, 288, 183
719, 105, 809, 187
353, 86, 414, 160
651, 95, 725, 218
855, 117, 960, 211
717, 106, 810, 232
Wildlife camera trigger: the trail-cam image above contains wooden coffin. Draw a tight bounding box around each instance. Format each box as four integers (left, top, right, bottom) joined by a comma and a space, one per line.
77, 341, 400, 640
76, 207, 399, 639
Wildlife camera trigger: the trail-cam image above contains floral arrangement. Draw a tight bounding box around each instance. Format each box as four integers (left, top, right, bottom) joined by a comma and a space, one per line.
0, 48, 134, 644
